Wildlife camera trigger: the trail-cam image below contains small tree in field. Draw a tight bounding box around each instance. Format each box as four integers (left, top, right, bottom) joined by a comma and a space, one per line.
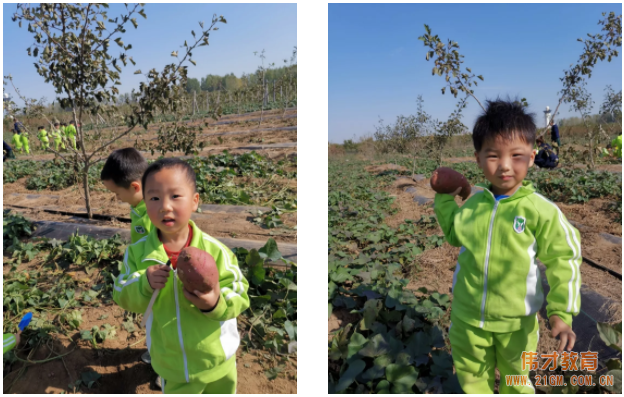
417, 24, 483, 164
254, 49, 275, 126
11, 3, 226, 218
541, 12, 621, 137
563, 80, 600, 169
600, 85, 622, 132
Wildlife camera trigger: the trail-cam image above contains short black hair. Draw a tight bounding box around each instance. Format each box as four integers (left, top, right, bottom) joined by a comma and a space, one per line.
472, 97, 536, 152
38, 126, 44, 130
100, 148, 148, 188
141, 158, 197, 197
54, 122, 59, 126
70, 120, 75, 124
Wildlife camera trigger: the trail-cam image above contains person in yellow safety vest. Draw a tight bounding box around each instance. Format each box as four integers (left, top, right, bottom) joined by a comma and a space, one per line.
65, 120, 77, 150
51, 122, 66, 151
37, 126, 50, 150
11, 129, 23, 154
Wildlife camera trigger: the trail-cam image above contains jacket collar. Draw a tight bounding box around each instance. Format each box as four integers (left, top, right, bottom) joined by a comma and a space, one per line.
141, 220, 203, 265
131, 200, 147, 217
475, 180, 535, 202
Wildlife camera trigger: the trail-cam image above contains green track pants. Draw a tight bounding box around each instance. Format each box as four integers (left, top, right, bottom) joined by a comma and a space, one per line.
162, 364, 237, 394
21, 137, 30, 154
449, 313, 539, 394
54, 139, 65, 151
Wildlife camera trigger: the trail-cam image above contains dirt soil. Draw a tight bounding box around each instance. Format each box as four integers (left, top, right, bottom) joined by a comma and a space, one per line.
364, 163, 408, 174
3, 255, 296, 394
4, 176, 297, 244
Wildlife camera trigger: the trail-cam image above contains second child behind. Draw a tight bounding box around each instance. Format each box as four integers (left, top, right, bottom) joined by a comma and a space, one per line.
100, 148, 151, 244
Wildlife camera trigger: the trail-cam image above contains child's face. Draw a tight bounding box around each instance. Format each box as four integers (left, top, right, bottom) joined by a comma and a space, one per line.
475, 133, 535, 196
144, 167, 199, 238
102, 180, 142, 206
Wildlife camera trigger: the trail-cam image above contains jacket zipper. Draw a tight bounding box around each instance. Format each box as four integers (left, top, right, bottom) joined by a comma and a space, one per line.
173, 270, 190, 382
144, 257, 190, 382
480, 193, 499, 328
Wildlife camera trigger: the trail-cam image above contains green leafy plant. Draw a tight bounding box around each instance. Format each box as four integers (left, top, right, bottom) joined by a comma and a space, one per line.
234, 238, 297, 358
328, 159, 461, 393
3, 210, 35, 247
59, 310, 83, 330
80, 324, 116, 348
46, 231, 124, 274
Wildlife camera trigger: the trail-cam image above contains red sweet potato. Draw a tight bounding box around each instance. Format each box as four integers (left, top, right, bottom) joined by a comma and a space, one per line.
176, 247, 219, 293
430, 167, 471, 200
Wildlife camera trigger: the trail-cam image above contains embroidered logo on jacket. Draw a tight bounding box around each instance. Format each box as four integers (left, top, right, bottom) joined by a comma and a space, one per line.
135, 226, 146, 234
513, 216, 526, 233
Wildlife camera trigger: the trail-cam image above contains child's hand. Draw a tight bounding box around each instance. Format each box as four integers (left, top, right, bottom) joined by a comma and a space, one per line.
549, 315, 576, 353
182, 283, 221, 312
16, 330, 21, 345
146, 264, 171, 290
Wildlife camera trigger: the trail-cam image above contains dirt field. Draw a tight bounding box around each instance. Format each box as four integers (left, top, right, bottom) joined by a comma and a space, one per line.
15, 108, 297, 162
3, 178, 297, 244
2, 254, 296, 394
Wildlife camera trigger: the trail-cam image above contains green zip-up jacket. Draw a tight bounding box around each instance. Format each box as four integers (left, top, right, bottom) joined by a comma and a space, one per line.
113, 220, 250, 385
65, 125, 76, 137
435, 180, 581, 332
51, 128, 63, 141
130, 200, 151, 244
37, 129, 49, 142
11, 133, 22, 148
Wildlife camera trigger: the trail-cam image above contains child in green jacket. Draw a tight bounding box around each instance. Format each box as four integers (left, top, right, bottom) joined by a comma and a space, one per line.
11, 130, 23, 154
434, 99, 580, 394
51, 122, 66, 151
37, 126, 50, 150
65, 121, 77, 150
113, 158, 250, 394
101, 148, 151, 245
20, 130, 30, 154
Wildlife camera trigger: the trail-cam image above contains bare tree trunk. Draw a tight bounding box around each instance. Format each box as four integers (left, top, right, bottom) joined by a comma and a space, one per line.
582, 118, 595, 170
82, 165, 92, 218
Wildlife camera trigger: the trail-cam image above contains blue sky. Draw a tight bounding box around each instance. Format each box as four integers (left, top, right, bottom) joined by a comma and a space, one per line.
3, 3, 296, 104
329, 3, 622, 143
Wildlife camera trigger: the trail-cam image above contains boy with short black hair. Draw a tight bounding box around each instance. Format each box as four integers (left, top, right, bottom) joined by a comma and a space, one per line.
435, 98, 580, 393
113, 158, 250, 394
101, 148, 151, 244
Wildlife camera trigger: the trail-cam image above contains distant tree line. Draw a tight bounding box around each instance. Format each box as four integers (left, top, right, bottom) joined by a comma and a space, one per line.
184, 64, 297, 94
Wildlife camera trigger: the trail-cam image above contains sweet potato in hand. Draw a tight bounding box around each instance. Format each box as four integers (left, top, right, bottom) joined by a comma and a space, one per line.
176, 247, 219, 293
430, 167, 471, 200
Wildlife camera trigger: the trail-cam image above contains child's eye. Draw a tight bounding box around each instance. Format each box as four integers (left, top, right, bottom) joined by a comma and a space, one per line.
150, 197, 159, 201
173, 195, 181, 199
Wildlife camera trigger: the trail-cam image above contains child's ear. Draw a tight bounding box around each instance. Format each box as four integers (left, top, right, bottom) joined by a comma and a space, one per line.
529, 148, 536, 167
131, 181, 141, 193
474, 150, 481, 168
192, 192, 200, 211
